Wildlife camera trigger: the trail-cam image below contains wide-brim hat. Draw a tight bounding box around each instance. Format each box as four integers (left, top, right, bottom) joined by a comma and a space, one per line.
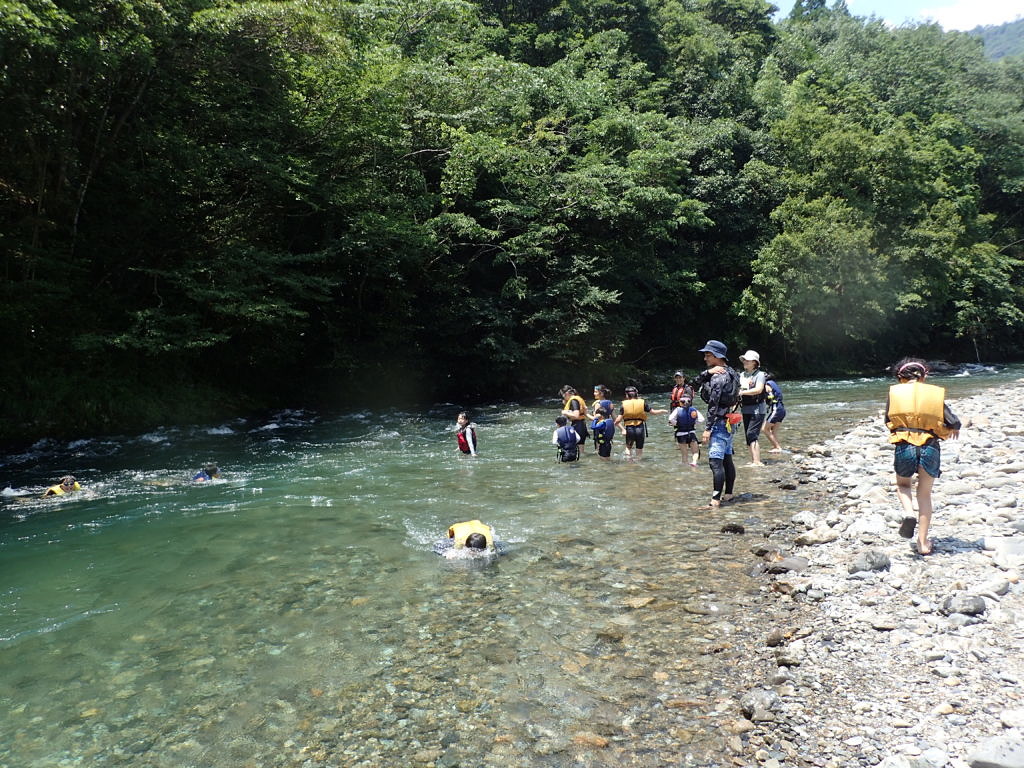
739, 350, 760, 362
698, 340, 728, 359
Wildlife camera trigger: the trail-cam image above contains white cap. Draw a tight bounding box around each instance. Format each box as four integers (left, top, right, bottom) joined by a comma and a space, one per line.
739, 350, 760, 362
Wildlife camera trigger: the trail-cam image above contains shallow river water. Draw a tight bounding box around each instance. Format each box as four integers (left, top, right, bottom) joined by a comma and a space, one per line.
1, 366, 1019, 767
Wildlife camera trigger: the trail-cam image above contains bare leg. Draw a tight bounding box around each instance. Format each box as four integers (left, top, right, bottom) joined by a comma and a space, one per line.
749, 439, 763, 466
766, 422, 783, 451
895, 475, 915, 517
689, 442, 699, 466
915, 471, 935, 554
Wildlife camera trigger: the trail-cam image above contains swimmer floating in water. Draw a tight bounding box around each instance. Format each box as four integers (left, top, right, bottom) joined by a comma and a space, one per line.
42, 475, 80, 497
433, 520, 508, 559
192, 464, 220, 482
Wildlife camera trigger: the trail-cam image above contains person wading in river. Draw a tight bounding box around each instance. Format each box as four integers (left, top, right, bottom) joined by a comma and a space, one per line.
885, 358, 961, 556
695, 340, 741, 508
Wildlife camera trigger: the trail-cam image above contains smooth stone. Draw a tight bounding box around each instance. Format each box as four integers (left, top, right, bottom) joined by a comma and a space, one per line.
1001, 709, 1024, 729
795, 525, 840, 546
984, 538, 1024, 556
791, 511, 818, 529
967, 736, 1024, 768
941, 595, 987, 616
739, 689, 780, 719
849, 550, 891, 573
767, 556, 810, 574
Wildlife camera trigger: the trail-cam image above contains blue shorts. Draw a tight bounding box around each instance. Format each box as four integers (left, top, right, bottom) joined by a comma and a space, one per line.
707, 421, 734, 460
894, 441, 941, 478
768, 404, 786, 424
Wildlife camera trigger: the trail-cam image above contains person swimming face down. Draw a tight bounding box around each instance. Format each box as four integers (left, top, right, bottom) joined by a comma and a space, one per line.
465, 532, 488, 550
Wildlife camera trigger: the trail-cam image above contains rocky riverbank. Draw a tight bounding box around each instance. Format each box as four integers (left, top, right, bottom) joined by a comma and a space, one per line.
726, 381, 1024, 768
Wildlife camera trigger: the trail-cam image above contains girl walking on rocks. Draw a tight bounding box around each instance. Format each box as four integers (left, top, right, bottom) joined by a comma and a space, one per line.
885, 358, 961, 555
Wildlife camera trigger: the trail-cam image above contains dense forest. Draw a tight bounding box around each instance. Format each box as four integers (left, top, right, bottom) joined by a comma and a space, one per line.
972, 17, 1024, 60
2, 0, 1023, 440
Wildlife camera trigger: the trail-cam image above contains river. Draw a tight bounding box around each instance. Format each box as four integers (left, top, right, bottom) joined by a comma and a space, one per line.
1, 365, 1019, 767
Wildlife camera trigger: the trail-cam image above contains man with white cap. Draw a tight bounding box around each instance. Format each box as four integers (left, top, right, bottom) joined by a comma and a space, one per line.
738, 350, 767, 467
695, 340, 740, 507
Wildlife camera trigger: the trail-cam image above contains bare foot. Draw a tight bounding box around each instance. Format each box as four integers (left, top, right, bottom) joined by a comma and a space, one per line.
768, 448, 783, 453
745, 462, 765, 467
917, 539, 933, 556
699, 500, 721, 509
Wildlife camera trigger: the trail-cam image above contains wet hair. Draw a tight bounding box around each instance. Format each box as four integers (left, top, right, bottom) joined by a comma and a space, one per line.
678, 398, 692, 408
894, 357, 928, 381
60, 475, 76, 486
592, 384, 610, 397
764, 371, 776, 382
559, 385, 576, 398
457, 411, 470, 422
595, 407, 608, 417
203, 464, 219, 476
555, 415, 568, 426
465, 532, 488, 550
624, 386, 639, 398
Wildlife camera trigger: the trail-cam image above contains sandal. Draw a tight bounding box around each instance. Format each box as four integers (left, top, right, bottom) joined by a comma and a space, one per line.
898, 517, 917, 539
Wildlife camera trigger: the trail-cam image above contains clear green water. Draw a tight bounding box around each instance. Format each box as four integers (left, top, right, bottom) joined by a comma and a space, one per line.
1, 366, 1017, 767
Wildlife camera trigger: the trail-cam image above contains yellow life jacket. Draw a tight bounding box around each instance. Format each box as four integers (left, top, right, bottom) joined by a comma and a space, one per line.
563, 395, 585, 420
886, 382, 954, 446
621, 398, 647, 426
43, 482, 80, 497
448, 520, 494, 550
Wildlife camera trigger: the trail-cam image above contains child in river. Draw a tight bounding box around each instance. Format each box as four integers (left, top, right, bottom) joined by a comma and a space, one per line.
433, 520, 507, 559
42, 475, 80, 497
669, 398, 701, 466
764, 374, 786, 452
591, 407, 616, 460
455, 412, 478, 456
553, 415, 581, 462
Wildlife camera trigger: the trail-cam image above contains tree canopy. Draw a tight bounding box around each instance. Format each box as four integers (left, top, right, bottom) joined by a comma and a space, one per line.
2, 0, 1022, 438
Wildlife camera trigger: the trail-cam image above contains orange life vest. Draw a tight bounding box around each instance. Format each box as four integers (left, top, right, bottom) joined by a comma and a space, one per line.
886, 381, 954, 446
621, 398, 647, 427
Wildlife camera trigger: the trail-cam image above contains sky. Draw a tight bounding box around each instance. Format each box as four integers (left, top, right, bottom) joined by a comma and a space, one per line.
771, 0, 1024, 31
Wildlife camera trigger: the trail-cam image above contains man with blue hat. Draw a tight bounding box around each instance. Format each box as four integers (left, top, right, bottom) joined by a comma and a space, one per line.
695, 340, 741, 508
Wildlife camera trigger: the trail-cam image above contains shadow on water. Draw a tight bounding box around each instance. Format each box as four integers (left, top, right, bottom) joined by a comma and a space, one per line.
1, 365, 1020, 766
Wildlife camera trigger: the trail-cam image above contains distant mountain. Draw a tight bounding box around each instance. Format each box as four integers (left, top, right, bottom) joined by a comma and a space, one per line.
969, 17, 1024, 60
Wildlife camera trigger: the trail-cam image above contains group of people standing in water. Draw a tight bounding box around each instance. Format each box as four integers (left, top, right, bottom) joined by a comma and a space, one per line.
455, 339, 789, 509
452, 348, 963, 558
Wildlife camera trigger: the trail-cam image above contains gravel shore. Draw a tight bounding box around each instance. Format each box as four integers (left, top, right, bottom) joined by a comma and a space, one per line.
728, 381, 1024, 768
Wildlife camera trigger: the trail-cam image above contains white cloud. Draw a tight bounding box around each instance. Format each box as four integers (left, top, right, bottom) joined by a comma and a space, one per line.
918, 0, 1023, 30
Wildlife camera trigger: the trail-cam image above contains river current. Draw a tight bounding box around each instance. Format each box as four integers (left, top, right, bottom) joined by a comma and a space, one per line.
1, 366, 1019, 767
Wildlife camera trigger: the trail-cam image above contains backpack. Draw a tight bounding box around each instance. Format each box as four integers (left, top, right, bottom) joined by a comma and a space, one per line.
700, 367, 740, 413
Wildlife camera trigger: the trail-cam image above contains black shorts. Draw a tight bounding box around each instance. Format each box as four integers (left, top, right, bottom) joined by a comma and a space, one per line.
624, 424, 646, 448
675, 430, 697, 444
572, 421, 589, 444
597, 441, 612, 458
742, 412, 765, 445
